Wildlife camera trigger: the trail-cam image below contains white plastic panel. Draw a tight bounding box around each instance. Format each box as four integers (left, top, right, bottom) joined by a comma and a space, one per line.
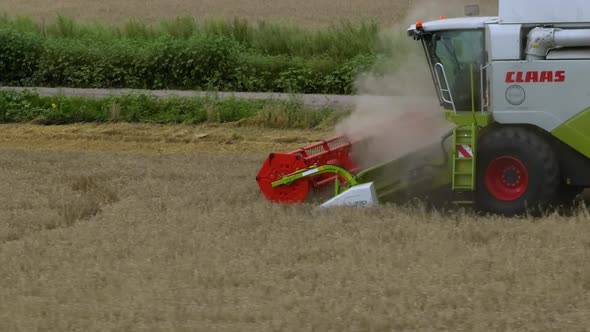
487, 24, 522, 60
500, 0, 590, 24
547, 48, 590, 60
320, 183, 377, 208
422, 17, 498, 32
491, 60, 590, 131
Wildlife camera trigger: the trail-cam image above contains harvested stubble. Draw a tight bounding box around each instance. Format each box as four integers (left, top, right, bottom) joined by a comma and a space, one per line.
0, 123, 589, 331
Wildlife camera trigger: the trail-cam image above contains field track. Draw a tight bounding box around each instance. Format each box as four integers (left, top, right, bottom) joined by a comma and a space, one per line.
0, 86, 421, 108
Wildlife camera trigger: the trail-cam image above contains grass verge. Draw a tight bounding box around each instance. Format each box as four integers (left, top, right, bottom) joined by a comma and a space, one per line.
0, 89, 350, 129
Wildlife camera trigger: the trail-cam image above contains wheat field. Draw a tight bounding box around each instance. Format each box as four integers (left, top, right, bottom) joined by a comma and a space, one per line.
1, 123, 590, 331
1, 0, 498, 27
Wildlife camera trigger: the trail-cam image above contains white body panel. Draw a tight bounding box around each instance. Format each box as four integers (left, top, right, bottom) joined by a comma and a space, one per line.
486, 24, 522, 60
421, 17, 498, 31
320, 183, 377, 208
547, 48, 590, 60
500, 0, 590, 24
491, 61, 590, 131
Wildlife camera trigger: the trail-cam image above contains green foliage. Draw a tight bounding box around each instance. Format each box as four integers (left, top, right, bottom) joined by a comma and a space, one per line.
0, 16, 411, 94
0, 89, 48, 122
0, 90, 338, 128
0, 28, 43, 85
144, 35, 244, 90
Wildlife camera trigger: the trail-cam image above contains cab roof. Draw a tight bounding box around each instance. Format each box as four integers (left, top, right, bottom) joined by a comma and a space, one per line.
408, 16, 499, 35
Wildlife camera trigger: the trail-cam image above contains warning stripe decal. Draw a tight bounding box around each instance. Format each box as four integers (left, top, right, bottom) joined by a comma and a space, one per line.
457, 145, 473, 159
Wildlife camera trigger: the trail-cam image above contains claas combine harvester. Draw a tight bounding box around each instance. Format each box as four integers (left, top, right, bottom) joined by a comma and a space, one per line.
257, 0, 590, 216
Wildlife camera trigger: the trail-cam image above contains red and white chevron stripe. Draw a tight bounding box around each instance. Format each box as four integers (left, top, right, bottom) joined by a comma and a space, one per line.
457, 145, 473, 159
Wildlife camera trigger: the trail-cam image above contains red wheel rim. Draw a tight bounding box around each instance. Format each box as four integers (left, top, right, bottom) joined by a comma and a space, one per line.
484, 156, 529, 201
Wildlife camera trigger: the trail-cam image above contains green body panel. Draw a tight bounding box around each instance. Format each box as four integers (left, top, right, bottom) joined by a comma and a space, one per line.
445, 111, 493, 127
552, 107, 590, 159
351, 108, 491, 205
355, 142, 452, 203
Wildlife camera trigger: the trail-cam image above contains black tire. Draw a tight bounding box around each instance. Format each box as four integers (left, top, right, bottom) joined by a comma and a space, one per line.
476, 126, 560, 216
557, 184, 584, 207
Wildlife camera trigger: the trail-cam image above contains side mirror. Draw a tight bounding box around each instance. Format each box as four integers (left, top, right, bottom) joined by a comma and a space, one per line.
464, 5, 480, 16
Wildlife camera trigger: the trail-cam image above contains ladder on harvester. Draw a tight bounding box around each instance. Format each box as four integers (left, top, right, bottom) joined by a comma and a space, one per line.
446, 63, 486, 205
451, 123, 478, 204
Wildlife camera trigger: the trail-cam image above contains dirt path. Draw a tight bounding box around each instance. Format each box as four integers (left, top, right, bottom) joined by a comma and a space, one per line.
0, 86, 440, 109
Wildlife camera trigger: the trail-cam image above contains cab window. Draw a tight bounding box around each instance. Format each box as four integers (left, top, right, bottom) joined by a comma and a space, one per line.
423, 30, 485, 111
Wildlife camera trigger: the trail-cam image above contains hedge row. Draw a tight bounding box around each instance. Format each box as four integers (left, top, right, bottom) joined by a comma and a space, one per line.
0, 27, 385, 94
0, 90, 346, 129
0, 15, 413, 94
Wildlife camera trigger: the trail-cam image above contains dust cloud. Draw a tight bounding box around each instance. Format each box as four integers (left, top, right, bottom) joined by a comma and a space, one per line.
336, 0, 497, 168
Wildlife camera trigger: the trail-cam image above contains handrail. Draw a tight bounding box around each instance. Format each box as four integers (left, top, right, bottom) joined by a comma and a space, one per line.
434, 63, 457, 113
480, 63, 491, 113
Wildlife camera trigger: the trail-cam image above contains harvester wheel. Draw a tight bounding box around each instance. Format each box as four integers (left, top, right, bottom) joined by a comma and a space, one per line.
557, 184, 584, 207
476, 126, 560, 216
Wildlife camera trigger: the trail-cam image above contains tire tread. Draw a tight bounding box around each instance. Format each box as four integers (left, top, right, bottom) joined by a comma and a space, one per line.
476, 126, 559, 216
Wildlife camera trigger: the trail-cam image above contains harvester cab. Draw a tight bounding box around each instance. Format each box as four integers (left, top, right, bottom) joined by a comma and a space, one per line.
257, 0, 590, 216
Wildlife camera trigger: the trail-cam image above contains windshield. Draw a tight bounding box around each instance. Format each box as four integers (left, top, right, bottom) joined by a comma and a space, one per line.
422, 30, 485, 111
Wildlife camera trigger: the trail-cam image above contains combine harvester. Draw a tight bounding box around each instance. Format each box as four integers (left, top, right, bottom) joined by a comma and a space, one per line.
257, 0, 590, 216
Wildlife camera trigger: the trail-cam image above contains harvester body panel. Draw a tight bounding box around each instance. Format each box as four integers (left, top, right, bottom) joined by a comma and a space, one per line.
490, 60, 590, 133
552, 108, 590, 159
499, 0, 590, 24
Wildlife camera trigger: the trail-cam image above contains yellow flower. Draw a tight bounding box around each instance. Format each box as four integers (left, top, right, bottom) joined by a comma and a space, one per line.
51, 103, 57, 109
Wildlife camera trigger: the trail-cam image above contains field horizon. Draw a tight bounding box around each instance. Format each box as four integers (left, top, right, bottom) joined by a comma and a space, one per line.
1, 0, 498, 27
